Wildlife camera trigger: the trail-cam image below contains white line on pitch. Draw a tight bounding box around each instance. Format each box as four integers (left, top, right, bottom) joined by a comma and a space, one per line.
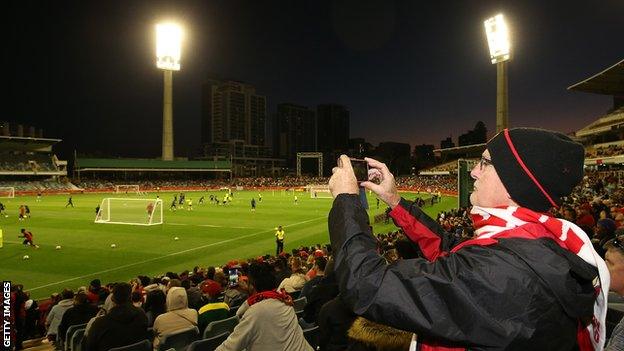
27, 215, 327, 294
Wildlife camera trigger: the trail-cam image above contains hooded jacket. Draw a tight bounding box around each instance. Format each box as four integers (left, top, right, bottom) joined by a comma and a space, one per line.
84, 302, 148, 351
329, 194, 598, 350
46, 298, 74, 336
152, 287, 198, 349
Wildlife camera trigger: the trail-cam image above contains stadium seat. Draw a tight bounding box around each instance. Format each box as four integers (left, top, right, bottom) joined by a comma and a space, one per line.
158, 326, 200, 351
227, 304, 241, 318
187, 332, 229, 351
202, 316, 239, 339
302, 325, 319, 349
64, 322, 87, 351
108, 339, 152, 351
70, 328, 86, 351
293, 296, 307, 313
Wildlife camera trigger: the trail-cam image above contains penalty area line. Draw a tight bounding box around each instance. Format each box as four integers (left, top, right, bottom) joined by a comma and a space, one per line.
27, 215, 327, 294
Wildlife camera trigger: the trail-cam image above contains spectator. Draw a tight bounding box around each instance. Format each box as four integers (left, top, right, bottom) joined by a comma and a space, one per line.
197, 280, 229, 332
86, 279, 108, 304
152, 287, 198, 350
58, 292, 98, 343
85, 282, 148, 351
604, 234, 624, 350
143, 290, 167, 327
45, 288, 74, 343
277, 257, 308, 293
300, 256, 327, 299
328, 128, 609, 349
215, 263, 312, 350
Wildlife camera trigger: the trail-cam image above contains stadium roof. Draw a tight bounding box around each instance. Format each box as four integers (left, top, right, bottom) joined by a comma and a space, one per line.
0, 135, 62, 152
433, 143, 486, 155
76, 158, 231, 172
568, 59, 624, 95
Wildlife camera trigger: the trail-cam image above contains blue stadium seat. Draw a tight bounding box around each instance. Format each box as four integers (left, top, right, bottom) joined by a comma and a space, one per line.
108, 339, 152, 351
158, 326, 200, 351
302, 325, 319, 349
70, 328, 86, 351
187, 332, 229, 351
64, 323, 87, 351
293, 296, 307, 313
202, 316, 238, 339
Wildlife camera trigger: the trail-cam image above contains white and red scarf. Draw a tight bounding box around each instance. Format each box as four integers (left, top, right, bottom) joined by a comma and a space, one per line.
461, 205, 609, 351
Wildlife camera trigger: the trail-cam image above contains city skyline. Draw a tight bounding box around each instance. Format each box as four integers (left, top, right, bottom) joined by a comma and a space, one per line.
7, 0, 623, 158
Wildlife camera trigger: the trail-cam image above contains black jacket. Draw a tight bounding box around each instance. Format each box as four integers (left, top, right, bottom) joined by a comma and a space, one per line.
58, 303, 99, 341
328, 194, 598, 350
85, 304, 148, 351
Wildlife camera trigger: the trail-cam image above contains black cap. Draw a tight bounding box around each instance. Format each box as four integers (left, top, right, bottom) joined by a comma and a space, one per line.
487, 128, 584, 212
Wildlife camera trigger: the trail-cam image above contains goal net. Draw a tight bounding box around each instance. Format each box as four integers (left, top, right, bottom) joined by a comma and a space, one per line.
95, 198, 163, 226
115, 185, 140, 194
0, 187, 15, 198
308, 185, 332, 199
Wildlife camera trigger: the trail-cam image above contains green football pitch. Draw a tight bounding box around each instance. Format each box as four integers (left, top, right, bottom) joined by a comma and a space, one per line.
0, 190, 457, 299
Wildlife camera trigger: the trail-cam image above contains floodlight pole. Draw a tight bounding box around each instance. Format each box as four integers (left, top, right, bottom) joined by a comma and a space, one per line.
162, 69, 174, 161
496, 61, 508, 133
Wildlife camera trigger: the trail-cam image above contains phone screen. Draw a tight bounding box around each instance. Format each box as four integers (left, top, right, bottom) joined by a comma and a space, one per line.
228, 269, 239, 287
350, 159, 369, 182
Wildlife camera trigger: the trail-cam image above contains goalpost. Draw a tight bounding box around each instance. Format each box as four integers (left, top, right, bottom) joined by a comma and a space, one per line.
95, 198, 163, 226
308, 185, 332, 199
115, 184, 141, 194
0, 187, 15, 198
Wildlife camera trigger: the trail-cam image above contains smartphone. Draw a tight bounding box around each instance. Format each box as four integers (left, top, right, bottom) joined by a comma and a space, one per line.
228, 268, 239, 287
350, 158, 369, 182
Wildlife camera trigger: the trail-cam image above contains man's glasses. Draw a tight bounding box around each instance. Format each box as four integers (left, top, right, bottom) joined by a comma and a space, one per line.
609, 235, 624, 251
479, 156, 493, 171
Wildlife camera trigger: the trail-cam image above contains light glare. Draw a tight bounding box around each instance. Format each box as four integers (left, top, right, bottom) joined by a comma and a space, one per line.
156, 23, 182, 70
484, 14, 510, 64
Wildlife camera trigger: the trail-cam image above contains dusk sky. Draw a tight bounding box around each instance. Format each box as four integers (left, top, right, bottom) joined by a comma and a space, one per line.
8, 0, 623, 158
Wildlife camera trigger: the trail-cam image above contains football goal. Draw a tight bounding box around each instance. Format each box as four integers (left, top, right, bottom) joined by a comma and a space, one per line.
308, 185, 332, 199
0, 187, 15, 198
115, 184, 141, 194
95, 198, 163, 226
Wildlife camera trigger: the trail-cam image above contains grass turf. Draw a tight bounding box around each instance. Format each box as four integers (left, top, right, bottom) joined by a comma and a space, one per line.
0, 190, 456, 299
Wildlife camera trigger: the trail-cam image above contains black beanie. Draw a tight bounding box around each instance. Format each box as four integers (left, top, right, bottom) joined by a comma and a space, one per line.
487, 128, 584, 212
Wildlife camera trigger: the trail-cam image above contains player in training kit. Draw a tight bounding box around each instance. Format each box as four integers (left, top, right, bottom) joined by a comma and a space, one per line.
170, 196, 177, 211
19, 229, 39, 248
294, 195, 298, 205
36, 191, 42, 202
65, 196, 74, 208
187, 198, 193, 211
146, 202, 155, 218
251, 198, 256, 212
258, 193, 262, 202
18, 205, 26, 221
0, 202, 6, 217
198, 196, 205, 205
24, 205, 31, 218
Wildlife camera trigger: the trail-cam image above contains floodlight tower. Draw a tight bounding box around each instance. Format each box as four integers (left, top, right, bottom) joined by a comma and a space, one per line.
484, 14, 511, 133
156, 23, 182, 161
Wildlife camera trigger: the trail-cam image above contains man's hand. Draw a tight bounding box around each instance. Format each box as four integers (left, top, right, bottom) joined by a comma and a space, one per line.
329, 155, 359, 198
361, 157, 401, 208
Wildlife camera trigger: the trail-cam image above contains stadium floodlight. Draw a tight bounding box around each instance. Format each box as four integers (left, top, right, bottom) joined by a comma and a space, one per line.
155, 22, 183, 161
484, 13, 511, 133
484, 14, 510, 64
156, 23, 182, 71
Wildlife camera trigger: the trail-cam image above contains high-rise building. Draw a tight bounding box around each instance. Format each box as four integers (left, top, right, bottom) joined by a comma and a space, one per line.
274, 103, 317, 162
201, 80, 267, 147
440, 136, 455, 149
316, 104, 349, 152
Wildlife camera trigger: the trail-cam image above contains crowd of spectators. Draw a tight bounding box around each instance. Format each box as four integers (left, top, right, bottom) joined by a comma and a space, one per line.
585, 144, 624, 158
73, 174, 458, 194
0, 153, 57, 172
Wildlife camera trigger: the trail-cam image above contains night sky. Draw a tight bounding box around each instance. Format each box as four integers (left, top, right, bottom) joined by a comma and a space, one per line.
7, 0, 623, 159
